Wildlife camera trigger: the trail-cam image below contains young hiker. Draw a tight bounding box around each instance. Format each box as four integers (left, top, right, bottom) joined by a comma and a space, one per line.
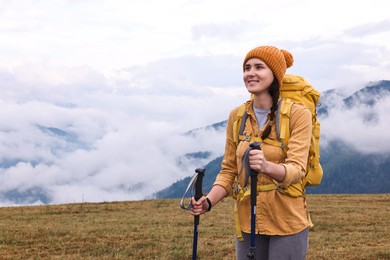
190, 45, 312, 259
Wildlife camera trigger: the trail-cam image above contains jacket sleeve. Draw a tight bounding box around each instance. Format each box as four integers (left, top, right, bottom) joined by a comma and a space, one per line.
212, 107, 240, 195
278, 104, 312, 187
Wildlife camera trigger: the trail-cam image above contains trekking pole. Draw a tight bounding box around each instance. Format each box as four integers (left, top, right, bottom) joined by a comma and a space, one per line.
247, 142, 261, 259
192, 168, 205, 260
179, 168, 206, 259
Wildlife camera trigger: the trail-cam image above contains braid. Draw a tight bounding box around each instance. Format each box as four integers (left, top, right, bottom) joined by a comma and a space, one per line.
261, 79, 280, 140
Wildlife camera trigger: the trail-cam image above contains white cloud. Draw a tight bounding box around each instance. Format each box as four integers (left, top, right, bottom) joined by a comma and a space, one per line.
321, 94, 390, 154
191, 21, 253, 41
1, 0, 389, 71
0, 64, 233, 205
345, 20, 390, 37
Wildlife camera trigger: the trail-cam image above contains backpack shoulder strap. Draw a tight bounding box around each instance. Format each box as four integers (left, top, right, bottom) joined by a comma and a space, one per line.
234, 99, 295, 149
238, 110, 248, 141
233, 101, 250, 146
275, 98, 294, 152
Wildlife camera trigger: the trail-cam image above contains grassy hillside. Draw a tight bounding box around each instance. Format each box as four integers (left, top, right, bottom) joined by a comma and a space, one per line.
0, 194, 389, 259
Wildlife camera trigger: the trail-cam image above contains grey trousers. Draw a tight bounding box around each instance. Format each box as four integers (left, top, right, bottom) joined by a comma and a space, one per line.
235, 228, 308, 260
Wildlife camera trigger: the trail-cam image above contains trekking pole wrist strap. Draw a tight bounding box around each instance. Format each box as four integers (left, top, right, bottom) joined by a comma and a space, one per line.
206, 197, 212, 212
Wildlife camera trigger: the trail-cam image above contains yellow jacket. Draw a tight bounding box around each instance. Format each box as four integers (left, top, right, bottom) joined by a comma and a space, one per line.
213, 99, 312, 235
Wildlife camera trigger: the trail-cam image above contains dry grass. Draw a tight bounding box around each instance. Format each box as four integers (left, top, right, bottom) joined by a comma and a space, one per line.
0, 194, 388, 259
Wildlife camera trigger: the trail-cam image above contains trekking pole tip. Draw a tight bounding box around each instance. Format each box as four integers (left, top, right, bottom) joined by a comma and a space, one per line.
247, 251, 255, 259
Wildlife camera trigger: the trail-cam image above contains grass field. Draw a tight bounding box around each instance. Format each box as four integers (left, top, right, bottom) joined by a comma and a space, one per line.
0, 194, 389, 259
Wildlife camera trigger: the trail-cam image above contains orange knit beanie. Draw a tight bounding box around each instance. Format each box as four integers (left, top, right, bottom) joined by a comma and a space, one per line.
243, 46, 294, 87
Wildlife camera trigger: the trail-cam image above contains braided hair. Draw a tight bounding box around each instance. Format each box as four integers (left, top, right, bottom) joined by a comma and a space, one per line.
261, 78, 279, 140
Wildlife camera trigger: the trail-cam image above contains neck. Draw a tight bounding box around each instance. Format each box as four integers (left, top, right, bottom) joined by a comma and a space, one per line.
252, 93, 272, 109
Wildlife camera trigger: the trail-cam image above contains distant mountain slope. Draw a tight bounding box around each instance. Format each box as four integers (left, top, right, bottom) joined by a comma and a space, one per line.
344, 80, 390, 108
310, 140, 390, 194
155, 80, 390, 198
318, 80, 390, 117
155, 139, 390, 198
180, 80, 390, 136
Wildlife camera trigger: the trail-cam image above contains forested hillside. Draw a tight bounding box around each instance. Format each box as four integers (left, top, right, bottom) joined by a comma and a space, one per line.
155, 81, 390, 198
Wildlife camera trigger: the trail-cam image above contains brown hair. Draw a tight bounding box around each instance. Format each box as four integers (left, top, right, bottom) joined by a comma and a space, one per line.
261, 78, 279, 140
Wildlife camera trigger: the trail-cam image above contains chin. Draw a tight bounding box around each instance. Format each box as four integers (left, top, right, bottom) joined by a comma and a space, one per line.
247, 87, 258, 93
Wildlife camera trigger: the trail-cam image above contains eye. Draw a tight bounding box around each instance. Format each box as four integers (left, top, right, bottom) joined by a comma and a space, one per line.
244, 65, 251, 71
255, 64, 264, 69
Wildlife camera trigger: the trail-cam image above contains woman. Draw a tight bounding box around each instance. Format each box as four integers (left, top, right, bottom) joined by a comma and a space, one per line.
190, 46, 312, 259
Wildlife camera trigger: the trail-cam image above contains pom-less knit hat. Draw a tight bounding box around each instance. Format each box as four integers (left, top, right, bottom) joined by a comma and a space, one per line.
243, 46, 294, 88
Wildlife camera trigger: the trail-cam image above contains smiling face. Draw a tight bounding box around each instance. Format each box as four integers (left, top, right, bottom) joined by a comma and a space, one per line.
243, 58, 275, 95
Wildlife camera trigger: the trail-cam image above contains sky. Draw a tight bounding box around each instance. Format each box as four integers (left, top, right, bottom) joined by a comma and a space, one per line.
0, 0, 389, 205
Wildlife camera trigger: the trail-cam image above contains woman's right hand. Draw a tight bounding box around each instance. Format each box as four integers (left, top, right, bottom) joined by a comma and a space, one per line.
189, 196, 209, 216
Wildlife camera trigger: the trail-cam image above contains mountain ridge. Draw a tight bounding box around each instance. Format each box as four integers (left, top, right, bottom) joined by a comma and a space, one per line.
155, 80, 390, 198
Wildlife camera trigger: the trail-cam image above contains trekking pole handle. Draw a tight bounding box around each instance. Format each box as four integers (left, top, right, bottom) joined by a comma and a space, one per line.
193, 168, 205, 237
249, 142, 261, 176
194, 168, 205, 201
249, 142, 261, 150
